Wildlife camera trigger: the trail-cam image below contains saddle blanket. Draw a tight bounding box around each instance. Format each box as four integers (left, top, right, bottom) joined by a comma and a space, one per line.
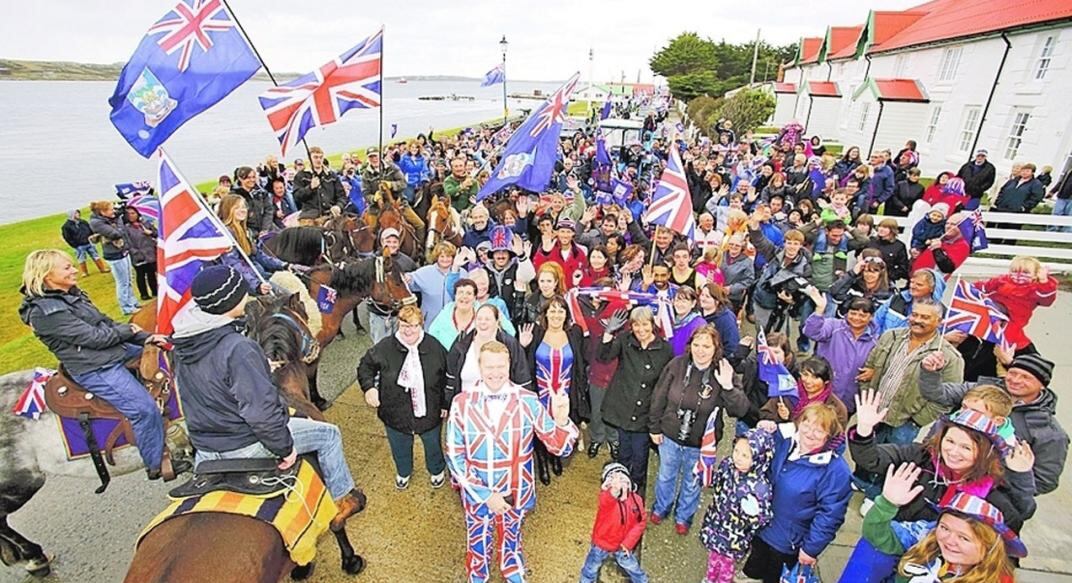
57, 387, 182, 460
138, 460, 336, 566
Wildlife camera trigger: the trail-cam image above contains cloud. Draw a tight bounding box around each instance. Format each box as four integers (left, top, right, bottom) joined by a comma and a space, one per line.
5, 0, 925, 81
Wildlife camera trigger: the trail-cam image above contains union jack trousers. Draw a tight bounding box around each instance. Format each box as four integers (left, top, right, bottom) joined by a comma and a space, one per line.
446, 382, 578, 582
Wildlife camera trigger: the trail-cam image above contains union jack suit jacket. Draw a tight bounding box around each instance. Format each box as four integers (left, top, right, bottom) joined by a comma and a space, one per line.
446, 382, 578, 518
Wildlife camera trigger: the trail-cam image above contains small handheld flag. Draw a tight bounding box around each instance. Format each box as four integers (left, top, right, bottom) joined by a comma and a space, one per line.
958, 209, 989, 252
115, 181, 154, 199
944, 280, 1008, 344
642, 142, 696, 240
757, 329, 796, 398
693, 407, 721, 487
12, 368, 53, 420
317, 284, 338, 314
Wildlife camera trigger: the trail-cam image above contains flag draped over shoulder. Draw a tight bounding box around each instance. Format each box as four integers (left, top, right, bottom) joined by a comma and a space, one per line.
108, 0, 261, 158
481, 64, 505, 87
155, 149, 235, 334
477, 72, 581, 201
757, 329, 795, 398
258, 29, 383, 157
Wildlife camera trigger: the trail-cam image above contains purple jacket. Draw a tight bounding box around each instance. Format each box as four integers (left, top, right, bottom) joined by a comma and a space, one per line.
802, 314, 877, 409
669, 311, 705, 357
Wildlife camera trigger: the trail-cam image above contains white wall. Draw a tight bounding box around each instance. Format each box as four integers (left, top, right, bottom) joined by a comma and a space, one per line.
805, 97, 841, 139
773, 93, 796, 126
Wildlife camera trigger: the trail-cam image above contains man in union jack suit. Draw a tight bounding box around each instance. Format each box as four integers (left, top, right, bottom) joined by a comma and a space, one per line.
446, 340, 578, 582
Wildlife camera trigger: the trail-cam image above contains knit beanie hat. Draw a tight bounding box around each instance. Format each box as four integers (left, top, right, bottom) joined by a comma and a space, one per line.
1008, 353, 1054, 386
601, 462, 630, 486
191, 265, 250, 315
930, 202, 950, 219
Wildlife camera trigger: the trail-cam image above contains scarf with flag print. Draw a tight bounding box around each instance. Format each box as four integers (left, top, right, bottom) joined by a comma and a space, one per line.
563, 288, 674, 339
693, 406, 721, 487
13, 368, 53, 420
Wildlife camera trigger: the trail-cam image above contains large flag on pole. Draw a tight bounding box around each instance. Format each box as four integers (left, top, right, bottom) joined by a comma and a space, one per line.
108, 0, 261, 158
481, 64, 505, 87
477, 72, 581, 201
642, 143, 696, 240
591, 132, 613, 193
155, 149, 235, 335
258, 29, 383, 157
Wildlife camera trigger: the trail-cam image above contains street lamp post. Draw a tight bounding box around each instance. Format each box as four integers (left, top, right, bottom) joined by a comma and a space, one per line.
500, 35, 508, 125
587, 48, 594, 119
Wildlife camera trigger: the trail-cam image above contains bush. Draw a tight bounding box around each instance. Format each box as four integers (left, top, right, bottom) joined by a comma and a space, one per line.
709, 88, 776, 134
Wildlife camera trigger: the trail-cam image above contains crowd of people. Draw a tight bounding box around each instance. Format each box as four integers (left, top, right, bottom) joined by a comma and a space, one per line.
31, 95, 1071, 583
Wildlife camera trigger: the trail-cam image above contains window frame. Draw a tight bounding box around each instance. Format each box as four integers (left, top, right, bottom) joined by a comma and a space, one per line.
1035, 35, 1055, 81
1004, 109, 1032, 160
926, 105, 943, 144
938, 46, 963, 82
958, 106, 981, 152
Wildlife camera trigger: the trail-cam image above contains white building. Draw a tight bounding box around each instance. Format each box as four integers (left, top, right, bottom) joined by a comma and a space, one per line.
768, 0, 1072, 183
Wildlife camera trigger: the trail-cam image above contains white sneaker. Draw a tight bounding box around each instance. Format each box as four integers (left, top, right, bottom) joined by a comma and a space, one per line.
429, 471, 446, 489
395, 475, 411, 491
860, 498, 875, 518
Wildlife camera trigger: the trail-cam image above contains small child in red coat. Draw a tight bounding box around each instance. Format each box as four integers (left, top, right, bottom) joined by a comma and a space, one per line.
578, 462, 649, 583
974, 256, 1058, 350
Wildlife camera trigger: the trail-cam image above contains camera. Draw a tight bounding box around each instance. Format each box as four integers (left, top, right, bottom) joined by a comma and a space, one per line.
675, 407, 697, 442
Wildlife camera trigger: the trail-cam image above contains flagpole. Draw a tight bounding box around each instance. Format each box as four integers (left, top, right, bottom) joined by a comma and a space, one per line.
221, 0, 312, 163
938, 273, 961, 342
378, 26, 385, 174
159, 148, 268, 286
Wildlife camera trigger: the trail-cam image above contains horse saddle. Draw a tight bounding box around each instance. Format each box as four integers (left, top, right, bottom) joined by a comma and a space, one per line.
169, 458, 300, 498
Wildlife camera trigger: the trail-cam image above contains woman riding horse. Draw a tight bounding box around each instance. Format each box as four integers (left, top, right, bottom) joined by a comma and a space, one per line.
18, 249, 189, 480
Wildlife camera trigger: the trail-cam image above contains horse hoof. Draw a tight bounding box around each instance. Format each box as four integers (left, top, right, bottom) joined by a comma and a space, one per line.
341, 554, 365, 576
290, 561, 315, 580
25, 554, 53, 578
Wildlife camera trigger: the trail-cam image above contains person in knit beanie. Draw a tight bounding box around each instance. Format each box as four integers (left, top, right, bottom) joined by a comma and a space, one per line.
578, 462, 649, 583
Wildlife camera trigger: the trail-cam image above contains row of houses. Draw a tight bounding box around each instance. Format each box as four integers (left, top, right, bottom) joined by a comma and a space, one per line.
759, 0, 1072, 184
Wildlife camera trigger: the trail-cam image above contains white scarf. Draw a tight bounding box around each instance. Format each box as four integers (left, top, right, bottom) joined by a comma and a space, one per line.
395, 330, 427, 418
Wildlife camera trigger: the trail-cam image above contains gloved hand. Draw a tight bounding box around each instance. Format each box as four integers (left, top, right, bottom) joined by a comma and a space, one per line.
602, 308, 629, 335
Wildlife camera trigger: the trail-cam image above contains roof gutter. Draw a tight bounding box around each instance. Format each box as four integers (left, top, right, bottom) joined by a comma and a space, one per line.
868, 100, 885, 155
826, 61, 833, 82
970, 31, 1011, 158
864, 54, 873, 81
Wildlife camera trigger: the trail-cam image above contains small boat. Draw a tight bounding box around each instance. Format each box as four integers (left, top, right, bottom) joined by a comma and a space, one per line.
397, 77, 408, 84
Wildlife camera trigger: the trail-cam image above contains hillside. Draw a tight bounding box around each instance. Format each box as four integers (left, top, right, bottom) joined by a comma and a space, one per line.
0, 58, 291, 82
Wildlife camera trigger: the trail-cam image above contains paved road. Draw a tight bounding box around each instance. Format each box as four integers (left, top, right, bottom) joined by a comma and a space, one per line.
4, 292, 1071, 583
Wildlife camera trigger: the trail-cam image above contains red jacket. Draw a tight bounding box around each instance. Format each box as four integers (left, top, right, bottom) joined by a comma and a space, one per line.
912, 238, 969, 277
975, 275, 1058, 348
550, 243, 589, 290
591, 489, 647, 552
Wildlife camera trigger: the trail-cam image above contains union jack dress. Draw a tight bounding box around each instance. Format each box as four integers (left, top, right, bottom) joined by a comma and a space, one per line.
534, 342, 573, 412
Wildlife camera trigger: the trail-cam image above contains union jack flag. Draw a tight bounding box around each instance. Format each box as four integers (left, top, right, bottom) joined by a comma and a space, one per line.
147, 0, 236, 73
155, 149, 236, 335
258, 29, 383, 157
693, 407, 721, 487
128, 194, 162, 226
644, 143, 695, 239
944, 279, 1007, 344
757, 328, 796, 398
564, 288, 673, 339
12, 368, 53, 420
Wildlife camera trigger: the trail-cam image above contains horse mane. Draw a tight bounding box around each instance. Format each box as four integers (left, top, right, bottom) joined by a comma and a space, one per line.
244, 295, 301, 363
325, 258, 376, 295
266, 227, 324, 265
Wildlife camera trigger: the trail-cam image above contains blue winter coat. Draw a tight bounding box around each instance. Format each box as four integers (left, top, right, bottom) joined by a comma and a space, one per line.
872, 269, 946, 334
868, 164, 895, 209
757, 430, 852, 558
398, 154, 431, 187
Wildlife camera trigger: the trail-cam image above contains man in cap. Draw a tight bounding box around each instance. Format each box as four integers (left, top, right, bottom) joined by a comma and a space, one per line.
171, 265, 367, 530
292, 146, 346, 223
920, 351, 1069, 495
361, 147, 425, 242
956, 148, 997, 210
362, 227, 418, 343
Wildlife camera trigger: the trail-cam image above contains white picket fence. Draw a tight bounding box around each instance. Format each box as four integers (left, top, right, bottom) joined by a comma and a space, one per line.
874, 211, 1072, 276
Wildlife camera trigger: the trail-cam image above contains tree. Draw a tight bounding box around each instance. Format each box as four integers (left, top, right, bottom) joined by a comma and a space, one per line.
667, 71, 721, 102
650, 33, 718, 78
709, 88, 776, 134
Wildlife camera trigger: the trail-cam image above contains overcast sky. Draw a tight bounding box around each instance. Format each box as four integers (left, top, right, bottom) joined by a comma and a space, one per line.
8, 0, 924, 82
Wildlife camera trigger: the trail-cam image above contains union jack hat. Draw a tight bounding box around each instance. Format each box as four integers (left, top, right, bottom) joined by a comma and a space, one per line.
940, 408, 1012, 459
488, 225, 514, 255
939, 492, 1027, 558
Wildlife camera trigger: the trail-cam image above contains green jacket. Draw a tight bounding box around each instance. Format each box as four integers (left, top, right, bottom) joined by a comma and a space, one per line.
861, 328, 963, 427
443, 174, 479, 212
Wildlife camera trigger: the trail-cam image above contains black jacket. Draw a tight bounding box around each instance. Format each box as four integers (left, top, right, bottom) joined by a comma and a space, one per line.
172, 321, 293, 457
735, 350, 799, 428
61, 218, 93, 248
485, 261, 525, 323
19, 287, 148, 375
994, 177, 1046, 213
866, 237, 910, 282
123, 221, 158, 265
357, 334, 448, 434
523, 324, 591, 423
598, 332, 674, 432
648, 356, 749, 447
293, 168, 346, 219
231, 184, 276, 235
88, 213, 128, 260
886, 180, 923, 216
957, 160, 996, 200
445, 329, 531, 402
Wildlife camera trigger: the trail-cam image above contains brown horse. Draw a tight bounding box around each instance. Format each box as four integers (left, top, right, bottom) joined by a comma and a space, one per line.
321, 216, 376, 258
304, 253, 414, 348
363, 183, 419, 259
425, 196, 463, 262
244, 293, 324, 422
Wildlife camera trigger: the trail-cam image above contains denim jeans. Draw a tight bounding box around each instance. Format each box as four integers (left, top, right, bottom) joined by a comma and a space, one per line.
73, 243, 100, 262
384, 423, 445, 478
652, 438, 703, 527
369, 311, 397, 345
587, 384, 611, 445
851, 421, 921, 498
70, 344, 164, 472
1050, 198, 1072, 233
617, 429, 652, 496
578, 544, 648, 583
105, 255, 141, 314
195, 417, 356, 500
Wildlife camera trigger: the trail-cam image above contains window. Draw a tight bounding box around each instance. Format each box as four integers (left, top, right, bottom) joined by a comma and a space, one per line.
958, 106, 981, 152
1005, 109, 1031, 159
857, 102, 871, 132
1035, 36, 1055, 80
938, 46, 963, 81
926, 105, 943, 144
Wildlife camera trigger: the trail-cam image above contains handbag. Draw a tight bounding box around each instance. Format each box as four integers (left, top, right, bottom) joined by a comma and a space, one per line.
780, 563, 821, 583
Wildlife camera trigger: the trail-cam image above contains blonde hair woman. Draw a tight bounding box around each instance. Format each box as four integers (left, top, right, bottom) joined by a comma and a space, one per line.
216, 194, 283, 295
20, 250, 183, 479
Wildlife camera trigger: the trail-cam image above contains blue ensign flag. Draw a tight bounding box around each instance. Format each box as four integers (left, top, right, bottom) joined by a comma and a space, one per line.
600, 100, 612, 120
108, 0, 261, 158
481, 64, 505, 87
477, 72, 580, 200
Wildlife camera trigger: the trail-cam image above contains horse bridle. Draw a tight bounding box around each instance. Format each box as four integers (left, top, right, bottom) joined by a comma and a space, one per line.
265, 310, 321, 371
368, 255, 416, 314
